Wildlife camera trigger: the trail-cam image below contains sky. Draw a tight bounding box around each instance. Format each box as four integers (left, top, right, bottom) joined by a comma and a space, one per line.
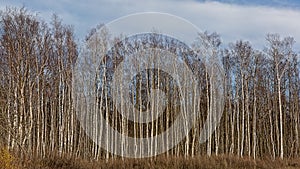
1, 0, 300, 51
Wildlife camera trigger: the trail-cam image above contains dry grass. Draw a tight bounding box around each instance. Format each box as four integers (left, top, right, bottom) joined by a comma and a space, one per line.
12, 154, 300, 169
0, 147, 15, 169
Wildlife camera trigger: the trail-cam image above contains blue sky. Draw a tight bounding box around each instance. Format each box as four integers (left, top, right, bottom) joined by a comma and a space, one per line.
1, 0, 300, 51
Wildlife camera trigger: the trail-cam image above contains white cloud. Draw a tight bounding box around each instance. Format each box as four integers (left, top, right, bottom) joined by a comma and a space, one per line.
1, 0, 300, 51
177, 1, 300, 49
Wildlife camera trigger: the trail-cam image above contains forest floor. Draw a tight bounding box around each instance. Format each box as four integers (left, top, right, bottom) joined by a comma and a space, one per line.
8, 154, 300, 169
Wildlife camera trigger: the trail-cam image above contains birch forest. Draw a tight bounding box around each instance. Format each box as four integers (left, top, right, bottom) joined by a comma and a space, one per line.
1, 7, 300, 163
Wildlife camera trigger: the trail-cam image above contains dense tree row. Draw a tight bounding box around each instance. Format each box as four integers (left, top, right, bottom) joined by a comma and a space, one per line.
0, 7, 300, 160
0, 8, 79, 158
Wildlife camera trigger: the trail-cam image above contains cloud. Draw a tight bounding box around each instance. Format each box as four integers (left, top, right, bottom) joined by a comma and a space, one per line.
1, 0, 300, 51
178, 1, 300, 49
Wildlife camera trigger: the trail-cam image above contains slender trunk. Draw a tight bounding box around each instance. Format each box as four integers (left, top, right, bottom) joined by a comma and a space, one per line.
241, 74, 245, 157
253, 83, 257, 159
277, 77, 284, 159
206, 70, 211, 156
245, 81, 251, 157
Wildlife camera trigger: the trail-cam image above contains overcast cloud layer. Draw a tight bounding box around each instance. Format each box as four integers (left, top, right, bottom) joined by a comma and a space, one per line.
1, 0, 300, 51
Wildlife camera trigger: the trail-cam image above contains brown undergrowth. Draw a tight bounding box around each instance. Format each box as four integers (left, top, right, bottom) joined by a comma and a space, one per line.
10, 154, 300, 169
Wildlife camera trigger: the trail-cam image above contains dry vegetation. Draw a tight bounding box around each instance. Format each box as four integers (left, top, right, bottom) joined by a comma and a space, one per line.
5, 154, 300, 169
1, 146, 300, 169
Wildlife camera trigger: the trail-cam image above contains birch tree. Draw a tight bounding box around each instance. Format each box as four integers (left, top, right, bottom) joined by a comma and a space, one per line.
266, 34, 295, 159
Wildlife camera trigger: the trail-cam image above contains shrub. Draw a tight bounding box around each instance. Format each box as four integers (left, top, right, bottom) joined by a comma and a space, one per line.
0, 147, 15, 169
